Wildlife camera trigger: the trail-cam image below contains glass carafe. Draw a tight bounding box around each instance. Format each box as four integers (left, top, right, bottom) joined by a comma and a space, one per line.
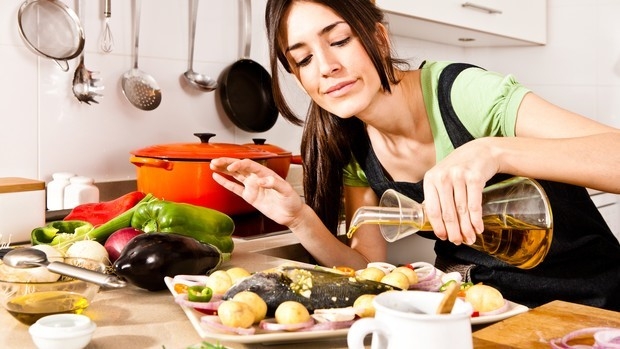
347, 177, 553, 269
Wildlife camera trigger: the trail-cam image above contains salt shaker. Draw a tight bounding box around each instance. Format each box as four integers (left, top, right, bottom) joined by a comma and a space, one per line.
64, 176, 99, 209
46, 172, 75, 210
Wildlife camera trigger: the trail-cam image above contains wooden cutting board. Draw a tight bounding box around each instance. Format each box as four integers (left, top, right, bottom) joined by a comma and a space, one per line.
473, 300, 620, 348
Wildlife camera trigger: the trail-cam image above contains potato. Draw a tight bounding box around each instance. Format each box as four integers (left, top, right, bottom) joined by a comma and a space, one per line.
359, 267, 386, 282
232, 291, 267, 323
275, 301, 311, 325
217, 300, 255, 328
380, 271, 410, 290
226, 267, 251, 284
465, 284, 505, 312
205, 270, 233, 295
393, 266, 418, 285
353, 294, 376, 318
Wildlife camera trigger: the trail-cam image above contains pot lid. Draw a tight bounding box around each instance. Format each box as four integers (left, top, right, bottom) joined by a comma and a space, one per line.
130, 133, 277, 161
243, 138, 292, 156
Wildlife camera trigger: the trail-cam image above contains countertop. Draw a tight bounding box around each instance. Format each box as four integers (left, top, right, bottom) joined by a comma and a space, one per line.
2, 232, 619, 349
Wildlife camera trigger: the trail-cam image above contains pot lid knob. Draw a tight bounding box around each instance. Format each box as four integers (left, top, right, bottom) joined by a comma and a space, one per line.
252, 138, 267, 145
194, 133, 216, 143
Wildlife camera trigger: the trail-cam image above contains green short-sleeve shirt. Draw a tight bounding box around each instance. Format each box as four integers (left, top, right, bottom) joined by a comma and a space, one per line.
343, 61, 530, 187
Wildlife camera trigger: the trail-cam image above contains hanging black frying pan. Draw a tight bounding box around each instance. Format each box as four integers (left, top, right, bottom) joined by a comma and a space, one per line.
217, 0, 278, 133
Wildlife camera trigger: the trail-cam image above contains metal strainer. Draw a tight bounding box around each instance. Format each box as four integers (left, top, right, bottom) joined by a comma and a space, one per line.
17, 0, 85, 72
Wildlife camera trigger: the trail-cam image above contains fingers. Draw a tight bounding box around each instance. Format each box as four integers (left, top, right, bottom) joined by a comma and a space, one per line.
423, 173, 485, 246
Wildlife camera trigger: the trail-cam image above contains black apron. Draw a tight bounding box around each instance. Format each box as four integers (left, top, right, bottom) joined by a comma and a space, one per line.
351, 63, 620, 311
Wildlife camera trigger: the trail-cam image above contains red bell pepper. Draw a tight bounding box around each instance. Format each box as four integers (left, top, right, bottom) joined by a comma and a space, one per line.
64, 191, 147, 227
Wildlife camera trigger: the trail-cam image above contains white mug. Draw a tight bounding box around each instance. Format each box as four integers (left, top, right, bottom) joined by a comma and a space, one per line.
347, 290, 474, 349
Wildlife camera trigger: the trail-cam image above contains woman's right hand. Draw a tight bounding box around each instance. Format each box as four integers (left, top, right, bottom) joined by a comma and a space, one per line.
210, 157, 304, 227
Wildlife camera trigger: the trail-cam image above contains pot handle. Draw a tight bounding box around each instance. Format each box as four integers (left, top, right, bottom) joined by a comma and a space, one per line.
130, 156, 174, 170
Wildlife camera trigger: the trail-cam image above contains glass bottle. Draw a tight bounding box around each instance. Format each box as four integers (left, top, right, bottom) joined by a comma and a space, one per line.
347, 177, 554, 269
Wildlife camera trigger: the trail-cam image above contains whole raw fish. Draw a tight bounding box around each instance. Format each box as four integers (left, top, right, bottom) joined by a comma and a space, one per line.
223, 266, 398, 314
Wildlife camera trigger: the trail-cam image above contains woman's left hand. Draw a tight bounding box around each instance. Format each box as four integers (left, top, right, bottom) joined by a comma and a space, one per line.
210, 157, 304, 227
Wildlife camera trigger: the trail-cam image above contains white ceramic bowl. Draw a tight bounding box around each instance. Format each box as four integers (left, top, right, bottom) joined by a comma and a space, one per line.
29, 314, 96, 349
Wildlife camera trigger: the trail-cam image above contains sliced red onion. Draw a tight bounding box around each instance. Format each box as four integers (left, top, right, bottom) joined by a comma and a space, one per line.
259, 318, 316, 332
300, 319, 356, 332
441, 271, 463, 284
366, 262, 396, 274
477, 299, 510, 316
172, 274, 209, 286
174, 294, 223, 311
200, 315, 256, 335
549, 327, 620, 349
312, 307, 357, 322
594, 329, 620, 348
409, 262, 437, 282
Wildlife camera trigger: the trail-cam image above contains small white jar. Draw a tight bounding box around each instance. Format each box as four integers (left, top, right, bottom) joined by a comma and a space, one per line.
63, 176, 99, 209
46, 172, 75, 210
29, 314, 96, 349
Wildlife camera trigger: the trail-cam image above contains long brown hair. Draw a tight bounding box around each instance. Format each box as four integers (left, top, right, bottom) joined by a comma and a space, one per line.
265, 0, 407, 234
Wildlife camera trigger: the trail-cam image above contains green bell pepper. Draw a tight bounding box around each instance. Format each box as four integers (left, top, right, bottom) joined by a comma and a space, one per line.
130, 200, 235, 259
31, 193, 156, 252
31, 220, 94, 247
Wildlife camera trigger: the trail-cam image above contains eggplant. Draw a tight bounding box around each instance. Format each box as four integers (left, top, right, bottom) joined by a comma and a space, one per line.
113, 232, 223, 291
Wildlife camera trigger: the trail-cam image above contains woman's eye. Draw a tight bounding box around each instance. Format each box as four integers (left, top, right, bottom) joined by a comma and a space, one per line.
332, 37, 351, 47
295, 56, 312, 68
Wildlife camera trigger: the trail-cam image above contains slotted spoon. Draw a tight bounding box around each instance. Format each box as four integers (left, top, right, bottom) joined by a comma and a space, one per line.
121, 0, 161, 111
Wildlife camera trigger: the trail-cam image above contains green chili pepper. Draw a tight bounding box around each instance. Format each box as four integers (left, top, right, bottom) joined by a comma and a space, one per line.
187, 285, 213, 302
439, 279, 457, 292
130, 200, 235, 260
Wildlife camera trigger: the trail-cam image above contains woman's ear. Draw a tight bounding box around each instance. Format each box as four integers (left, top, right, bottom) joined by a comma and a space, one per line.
375, 22, 391, 56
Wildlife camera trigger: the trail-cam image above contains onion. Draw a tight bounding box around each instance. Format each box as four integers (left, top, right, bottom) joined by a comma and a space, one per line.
312, 307, 357, 322
477, 299, 510, 316
65, 240, 109, 264
549, 327, 620, 349
175, 294, 223, 311
104, 227, 144, 262
300, 319, 356, 332
201, 315, 256, 335
259, 318, 316, 332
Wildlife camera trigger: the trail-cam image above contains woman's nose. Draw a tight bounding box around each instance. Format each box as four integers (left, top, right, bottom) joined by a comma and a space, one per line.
317, 50, 341, 77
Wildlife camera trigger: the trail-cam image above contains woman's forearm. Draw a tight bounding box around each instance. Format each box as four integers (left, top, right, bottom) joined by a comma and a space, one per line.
488, 133, 620, 193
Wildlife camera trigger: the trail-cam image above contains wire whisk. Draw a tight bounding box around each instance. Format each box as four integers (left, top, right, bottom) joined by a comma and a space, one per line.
100, 0, 114, 53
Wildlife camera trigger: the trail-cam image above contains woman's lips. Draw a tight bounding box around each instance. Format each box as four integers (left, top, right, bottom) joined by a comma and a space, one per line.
324, 80, 356, 96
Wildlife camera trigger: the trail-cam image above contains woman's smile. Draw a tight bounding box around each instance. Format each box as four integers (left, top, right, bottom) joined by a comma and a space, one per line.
324, 79, 357, 97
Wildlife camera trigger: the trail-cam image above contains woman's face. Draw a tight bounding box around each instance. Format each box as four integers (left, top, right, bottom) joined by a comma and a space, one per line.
284, 1, 382, 118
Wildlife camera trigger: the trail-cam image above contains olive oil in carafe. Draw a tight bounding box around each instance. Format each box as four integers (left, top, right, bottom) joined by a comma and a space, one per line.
473, 214, 553, 269
6, 291, 90, 325
346, 214, 552, 269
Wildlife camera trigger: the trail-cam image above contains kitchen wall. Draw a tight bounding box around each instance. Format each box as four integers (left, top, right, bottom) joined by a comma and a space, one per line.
1, 0, 618, 184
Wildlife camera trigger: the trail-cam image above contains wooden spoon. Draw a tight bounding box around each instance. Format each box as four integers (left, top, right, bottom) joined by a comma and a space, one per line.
436, 282, 460, 314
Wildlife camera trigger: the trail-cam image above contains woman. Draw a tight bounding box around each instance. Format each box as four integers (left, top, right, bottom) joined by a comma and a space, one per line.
211, 0, 620, 310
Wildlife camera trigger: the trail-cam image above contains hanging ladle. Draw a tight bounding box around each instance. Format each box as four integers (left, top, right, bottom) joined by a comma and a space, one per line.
182, 0, 217, 91
2, 248, 126, 289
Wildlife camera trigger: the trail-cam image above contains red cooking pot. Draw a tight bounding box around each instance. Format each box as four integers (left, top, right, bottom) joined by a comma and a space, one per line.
129, 133, 278, 215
